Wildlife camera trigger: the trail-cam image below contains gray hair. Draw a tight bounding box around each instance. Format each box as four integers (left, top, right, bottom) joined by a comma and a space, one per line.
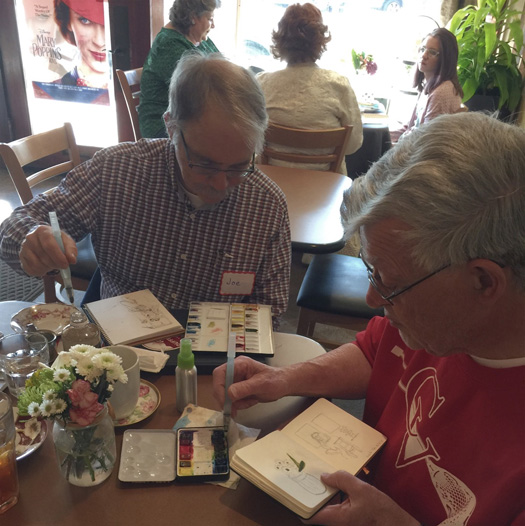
165, 52, 268, 153
341, 112, 525, 288
169, 0, 221, 35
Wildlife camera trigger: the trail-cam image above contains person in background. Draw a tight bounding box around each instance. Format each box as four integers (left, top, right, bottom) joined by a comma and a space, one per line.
213, 112, 525, 524
391, 27, 463, 142
53, 0, 108, 88
0, 53, 291, 327
257, 3, 362, 174
139, 0, 220, 138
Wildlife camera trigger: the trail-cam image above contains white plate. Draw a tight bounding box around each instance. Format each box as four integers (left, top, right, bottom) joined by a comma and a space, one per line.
14, 408, 48, 461
11, 304, 80, 335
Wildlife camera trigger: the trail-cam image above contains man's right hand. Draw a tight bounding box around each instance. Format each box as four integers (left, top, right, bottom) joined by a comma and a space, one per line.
19, 225, 77, 277
212, 355, 291, 415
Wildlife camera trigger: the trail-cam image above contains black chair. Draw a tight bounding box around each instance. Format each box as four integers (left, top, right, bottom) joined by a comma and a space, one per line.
296, 254, 383, 349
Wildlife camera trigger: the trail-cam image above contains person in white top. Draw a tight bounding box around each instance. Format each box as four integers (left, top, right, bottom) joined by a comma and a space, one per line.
392, 27, 463, 143
257, 3, 363, 174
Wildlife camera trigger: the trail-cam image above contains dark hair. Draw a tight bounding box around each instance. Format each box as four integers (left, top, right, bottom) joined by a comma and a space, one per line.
413, 27, 463, 97
271, 3, 331, 64
54, 0, 76, 46
169, 0, 220, 34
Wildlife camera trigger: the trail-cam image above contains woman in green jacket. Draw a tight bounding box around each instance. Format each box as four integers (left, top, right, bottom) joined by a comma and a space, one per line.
139, 0, 220, 138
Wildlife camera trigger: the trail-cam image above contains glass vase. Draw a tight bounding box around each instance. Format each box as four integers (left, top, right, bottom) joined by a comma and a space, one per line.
52, 406, 116, 487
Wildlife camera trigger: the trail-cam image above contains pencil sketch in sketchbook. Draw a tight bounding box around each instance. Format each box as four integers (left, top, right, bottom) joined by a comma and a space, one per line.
119, 295, 172, 329
274, 457, 327, 495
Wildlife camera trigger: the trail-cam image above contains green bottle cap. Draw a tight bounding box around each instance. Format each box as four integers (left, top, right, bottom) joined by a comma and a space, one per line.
177, 338, 195, 369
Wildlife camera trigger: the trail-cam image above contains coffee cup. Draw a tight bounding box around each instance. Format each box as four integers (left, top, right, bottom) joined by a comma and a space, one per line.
108, 346, 140, 421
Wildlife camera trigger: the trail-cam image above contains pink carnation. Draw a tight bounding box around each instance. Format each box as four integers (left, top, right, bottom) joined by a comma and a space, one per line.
67, 379, 103, 425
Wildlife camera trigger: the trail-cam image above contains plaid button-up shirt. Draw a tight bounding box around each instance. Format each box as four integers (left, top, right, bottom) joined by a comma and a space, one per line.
0, 139, 291, 323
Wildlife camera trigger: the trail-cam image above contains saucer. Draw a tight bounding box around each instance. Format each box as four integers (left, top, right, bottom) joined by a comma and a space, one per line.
14, 408, 48, 461
114, 380, 161, 427
11, 304, 80, 335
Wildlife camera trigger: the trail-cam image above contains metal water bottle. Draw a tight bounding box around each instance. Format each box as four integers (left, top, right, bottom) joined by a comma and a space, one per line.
176, 338, 197, 413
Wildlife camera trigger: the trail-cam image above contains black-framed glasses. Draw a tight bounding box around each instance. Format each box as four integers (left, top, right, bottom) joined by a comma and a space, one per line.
179, 130, 255, 180
418, 45, 440, 57
359, 250, 450, 305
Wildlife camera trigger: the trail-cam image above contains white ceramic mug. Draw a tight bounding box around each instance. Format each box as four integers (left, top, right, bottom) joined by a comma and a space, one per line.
108, 346, 140, 421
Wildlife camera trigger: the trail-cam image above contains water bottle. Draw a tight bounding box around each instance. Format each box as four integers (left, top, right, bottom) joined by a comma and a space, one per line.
176, 338, 197, 412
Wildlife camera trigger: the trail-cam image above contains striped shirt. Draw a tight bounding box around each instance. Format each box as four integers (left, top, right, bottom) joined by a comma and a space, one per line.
0, 139, 291, 323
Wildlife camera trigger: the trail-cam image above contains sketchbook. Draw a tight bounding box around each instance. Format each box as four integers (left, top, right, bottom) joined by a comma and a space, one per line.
230, 398, 387, 519
83, 289, 184, 346
184, 302, 274, 356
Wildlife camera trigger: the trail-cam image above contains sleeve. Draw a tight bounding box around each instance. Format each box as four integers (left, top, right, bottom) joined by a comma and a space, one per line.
339, 80, 364, 155
0, 156, 102, 272
354, 316, 389, 367
249, 197, 291, 328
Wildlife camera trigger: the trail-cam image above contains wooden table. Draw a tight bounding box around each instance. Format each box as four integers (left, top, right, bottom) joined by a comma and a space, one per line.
259, 164, 352, 254
6, 333, 325, 526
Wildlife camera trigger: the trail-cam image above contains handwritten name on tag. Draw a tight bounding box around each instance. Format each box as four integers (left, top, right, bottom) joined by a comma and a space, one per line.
220, 272, 255, 295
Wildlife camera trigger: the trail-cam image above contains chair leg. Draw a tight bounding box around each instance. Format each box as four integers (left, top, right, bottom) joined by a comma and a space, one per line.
297, 307, 315, 338
43, 275, 59, 303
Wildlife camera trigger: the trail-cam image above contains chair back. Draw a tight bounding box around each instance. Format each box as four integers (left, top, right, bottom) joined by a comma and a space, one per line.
260, 123, 353, 173
0, 122, 80, 205
0, 123, 96, 303
116, 68, 143, 141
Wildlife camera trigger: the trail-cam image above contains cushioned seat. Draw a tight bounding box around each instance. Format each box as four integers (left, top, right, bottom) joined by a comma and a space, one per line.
296, 253, 383, 348
70, 235, 98, 281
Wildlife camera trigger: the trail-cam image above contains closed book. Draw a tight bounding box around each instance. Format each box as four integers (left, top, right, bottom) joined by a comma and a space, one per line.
231, 398, 387, 519
83, 289, 184, 346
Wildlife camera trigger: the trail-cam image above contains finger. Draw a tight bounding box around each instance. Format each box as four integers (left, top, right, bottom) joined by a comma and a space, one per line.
212, 363, 227, 406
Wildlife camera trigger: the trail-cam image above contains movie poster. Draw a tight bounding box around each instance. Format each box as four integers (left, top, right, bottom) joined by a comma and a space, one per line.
15, 0, 117, 146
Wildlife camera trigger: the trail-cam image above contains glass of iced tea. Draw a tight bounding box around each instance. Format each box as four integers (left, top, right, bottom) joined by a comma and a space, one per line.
0, 392, 18, 514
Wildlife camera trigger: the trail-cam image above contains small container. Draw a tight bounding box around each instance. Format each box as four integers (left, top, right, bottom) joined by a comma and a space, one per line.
175, 338, 197, 413
61, 311, 101, 352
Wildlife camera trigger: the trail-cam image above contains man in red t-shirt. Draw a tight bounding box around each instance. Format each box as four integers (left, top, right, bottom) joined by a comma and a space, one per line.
213, 112, 525, 526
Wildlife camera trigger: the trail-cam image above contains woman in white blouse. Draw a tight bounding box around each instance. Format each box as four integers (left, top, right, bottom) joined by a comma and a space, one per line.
257, 3, 362, 174
393, 28, 463, 142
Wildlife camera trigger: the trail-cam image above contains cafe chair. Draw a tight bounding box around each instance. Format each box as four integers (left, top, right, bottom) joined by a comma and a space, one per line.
0, 122, 97, 303
260, 123, 353, 173
296, 253, 383, 349
116, 67, 143, 141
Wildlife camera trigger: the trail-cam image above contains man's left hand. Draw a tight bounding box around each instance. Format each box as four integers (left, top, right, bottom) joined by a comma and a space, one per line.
302, 471, 420, 526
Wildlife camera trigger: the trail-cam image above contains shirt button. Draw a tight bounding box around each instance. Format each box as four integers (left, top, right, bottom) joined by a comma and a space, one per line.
190, 213, 196, 220
171, 293, 177, 300
180, 254, 187, 260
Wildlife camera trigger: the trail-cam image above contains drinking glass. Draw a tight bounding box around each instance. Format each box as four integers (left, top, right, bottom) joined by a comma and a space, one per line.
0, 392, 18, 514
1, 333, 49, 398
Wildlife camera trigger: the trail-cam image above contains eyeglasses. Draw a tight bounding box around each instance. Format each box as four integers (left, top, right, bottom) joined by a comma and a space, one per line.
359, 250, 450, 305
179, 130, 255, 181
418, 46, 440, 58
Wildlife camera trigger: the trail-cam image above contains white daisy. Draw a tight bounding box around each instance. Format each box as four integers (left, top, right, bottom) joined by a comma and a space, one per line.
53, 398, 67, 414
43, 389, 57, 402
75, 356, 102, 382
39, 399, 56, 417
53, 368, 71, 382
92, 351, 122, 370
27, 402, 42, 418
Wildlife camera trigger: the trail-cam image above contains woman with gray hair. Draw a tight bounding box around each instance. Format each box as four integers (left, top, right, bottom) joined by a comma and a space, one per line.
139, 0, 221, 138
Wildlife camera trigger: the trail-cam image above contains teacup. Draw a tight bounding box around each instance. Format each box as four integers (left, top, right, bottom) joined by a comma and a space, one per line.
108, 346, 140, 421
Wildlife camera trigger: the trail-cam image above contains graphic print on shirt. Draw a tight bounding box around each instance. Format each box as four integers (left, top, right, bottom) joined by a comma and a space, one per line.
391, 346, 476, 525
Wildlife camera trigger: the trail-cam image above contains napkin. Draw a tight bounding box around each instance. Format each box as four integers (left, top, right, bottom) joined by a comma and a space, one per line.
173, 404, 260, 489
124, 346, 170, 373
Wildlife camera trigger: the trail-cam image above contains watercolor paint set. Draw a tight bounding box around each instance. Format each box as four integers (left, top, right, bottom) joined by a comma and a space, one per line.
118, 427, 230, 483
184, 302, 274, 356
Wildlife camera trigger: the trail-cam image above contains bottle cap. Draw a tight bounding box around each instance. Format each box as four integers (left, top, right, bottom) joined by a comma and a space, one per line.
70, 310, 88, 326
177, 338, 195, 369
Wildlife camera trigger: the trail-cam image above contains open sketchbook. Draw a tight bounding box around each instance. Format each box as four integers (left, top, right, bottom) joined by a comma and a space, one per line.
83, 289, 184, 346
231, 398, 387, 519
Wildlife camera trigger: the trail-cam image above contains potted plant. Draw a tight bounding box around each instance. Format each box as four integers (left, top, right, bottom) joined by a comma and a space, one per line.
449, 0, 523, 116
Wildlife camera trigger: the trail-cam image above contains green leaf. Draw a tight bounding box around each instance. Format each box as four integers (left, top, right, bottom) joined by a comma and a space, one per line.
462, 78, 479, 102
287, 453, 306, 472
484, 20, 497, 61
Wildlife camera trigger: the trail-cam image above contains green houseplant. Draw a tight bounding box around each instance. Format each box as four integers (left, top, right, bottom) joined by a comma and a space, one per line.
449, 0, 523, 112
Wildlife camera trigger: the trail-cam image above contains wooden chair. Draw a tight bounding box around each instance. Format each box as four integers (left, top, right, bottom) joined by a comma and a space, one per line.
116, 68, 143, 141
0, 122, 97, 303
260, 123, 353, 173
296, 254, 383, 349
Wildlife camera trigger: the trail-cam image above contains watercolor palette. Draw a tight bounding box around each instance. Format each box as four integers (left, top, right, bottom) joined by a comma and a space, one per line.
185, 302, 274, 356
118, 427, 229, 483
176, 427, 229, 482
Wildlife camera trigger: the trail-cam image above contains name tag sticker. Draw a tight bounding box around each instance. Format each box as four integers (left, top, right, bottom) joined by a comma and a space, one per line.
220, 272, 256, 295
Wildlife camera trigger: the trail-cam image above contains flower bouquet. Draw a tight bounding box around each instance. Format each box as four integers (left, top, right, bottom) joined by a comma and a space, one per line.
351, 49, 378, 75
17, 345, 127, 486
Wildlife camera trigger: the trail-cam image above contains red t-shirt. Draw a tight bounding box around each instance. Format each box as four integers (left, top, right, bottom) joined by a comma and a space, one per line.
355, 316, 525, 525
